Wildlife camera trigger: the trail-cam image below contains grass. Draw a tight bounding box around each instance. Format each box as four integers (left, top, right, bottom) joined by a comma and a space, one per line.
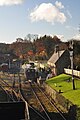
46, 74, 80, 107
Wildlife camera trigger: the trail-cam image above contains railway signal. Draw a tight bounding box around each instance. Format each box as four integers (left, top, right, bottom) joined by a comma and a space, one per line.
69, 40, 75, 90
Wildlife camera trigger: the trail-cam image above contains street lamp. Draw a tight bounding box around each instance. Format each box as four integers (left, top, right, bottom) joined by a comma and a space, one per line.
69, 40, 75, 90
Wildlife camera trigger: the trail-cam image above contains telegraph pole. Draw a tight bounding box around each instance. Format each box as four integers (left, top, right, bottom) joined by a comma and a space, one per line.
7, 54, 10, 69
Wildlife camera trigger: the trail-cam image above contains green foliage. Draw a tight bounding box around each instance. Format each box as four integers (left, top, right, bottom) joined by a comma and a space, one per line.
46, 74, 80, 106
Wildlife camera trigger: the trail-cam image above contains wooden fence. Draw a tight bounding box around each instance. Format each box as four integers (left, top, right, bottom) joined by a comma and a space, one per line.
64, 68, 80, 78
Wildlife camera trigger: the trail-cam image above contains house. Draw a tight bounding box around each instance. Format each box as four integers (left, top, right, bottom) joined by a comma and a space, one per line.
47, 48, 71, 76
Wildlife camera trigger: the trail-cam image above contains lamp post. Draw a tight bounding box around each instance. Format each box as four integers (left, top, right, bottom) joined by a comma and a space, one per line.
69, 40, 75, 90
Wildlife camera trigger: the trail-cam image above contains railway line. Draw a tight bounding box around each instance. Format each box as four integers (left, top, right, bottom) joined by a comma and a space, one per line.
0, 74, 19, 101
0, 72, 68, 120
33, 83, 67, 119
0, 72, 29, 120
21, 81, 67, 120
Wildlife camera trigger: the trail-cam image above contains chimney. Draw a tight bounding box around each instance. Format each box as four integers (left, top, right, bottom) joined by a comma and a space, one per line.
55, 45, 60, 57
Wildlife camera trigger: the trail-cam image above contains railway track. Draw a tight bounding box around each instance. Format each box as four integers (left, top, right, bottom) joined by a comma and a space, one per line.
33, 83, 67, 119
0, 72, 29, 120
21, 81, 67, 120
21, 82, 50, 120
0, 75, 19, 101
0, 72, 68, 120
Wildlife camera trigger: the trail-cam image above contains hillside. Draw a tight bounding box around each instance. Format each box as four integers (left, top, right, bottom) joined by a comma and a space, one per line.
0, 36, 80, 69
0, 35, 67, 60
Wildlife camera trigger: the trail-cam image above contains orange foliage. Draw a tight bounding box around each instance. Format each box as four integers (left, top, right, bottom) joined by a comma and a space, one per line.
27, 50, 34, 56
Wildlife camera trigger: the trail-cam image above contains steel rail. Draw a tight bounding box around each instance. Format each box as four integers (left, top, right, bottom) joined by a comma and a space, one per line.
0, 72, 29, 120
17, 72, 30, 120
0, 74, 20, 101
34, 82, 67, 120
0, 82, 15, 101
30, 83, 52, 120
20, 88, 47, 120
19, 78, 48, 120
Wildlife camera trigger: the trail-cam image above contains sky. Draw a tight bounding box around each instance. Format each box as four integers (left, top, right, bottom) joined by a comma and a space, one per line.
0, 0, 80, 43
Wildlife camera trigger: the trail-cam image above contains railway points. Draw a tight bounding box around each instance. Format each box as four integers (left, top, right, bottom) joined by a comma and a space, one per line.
0, 71, 69, 120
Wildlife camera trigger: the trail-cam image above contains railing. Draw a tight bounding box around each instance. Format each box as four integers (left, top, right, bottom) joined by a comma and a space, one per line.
64, 68, 80, 78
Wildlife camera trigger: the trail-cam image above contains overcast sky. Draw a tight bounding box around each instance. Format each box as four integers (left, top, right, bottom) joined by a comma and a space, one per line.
0, 0, 80, 43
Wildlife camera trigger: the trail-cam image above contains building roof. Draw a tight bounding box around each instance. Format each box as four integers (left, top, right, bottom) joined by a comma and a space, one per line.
47, 50, 65, 66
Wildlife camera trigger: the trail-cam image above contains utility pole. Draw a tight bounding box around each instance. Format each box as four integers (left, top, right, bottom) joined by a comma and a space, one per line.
69, 40, 75, 90
7, 54, 10, 69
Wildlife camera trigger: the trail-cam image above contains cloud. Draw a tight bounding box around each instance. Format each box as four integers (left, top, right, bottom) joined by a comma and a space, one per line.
0, 0, 24, 6
55, 1, 64, 9
73, 34, 80, 40
30, 3, 66, 24
56, 34, 64, 39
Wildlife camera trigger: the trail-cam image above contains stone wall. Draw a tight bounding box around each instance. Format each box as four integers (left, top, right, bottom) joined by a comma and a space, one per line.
37, 81, 80, 119
42, 83, 73, 112
42, 83, 80, 119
